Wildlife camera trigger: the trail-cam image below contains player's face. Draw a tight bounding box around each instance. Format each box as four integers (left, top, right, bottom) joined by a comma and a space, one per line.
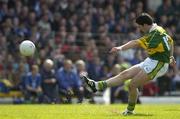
137, 24, 145, 33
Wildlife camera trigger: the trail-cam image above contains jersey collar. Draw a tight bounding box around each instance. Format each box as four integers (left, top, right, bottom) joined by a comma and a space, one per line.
149, 23, 158, 33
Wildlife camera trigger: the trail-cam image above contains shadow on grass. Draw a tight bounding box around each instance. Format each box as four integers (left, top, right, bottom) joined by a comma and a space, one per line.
109, 109, 153, 117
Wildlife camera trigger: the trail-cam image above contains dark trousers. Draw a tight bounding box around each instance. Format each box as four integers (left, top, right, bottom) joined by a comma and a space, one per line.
25, 90, 44, 103
59, 88, 83, 103
42, 85, 60, 103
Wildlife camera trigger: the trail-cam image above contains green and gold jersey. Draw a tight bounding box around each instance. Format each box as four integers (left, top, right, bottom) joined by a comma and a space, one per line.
137, 24, 173, 63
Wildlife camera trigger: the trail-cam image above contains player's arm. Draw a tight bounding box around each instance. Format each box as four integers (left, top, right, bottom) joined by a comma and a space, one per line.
169, 38, 176, 66
110, 34, 148, 53
109, 40, 140, 53
170, 41, 174, 57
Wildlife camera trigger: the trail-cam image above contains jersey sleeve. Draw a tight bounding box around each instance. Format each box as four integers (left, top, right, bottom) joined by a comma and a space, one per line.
137, 35, 149, 49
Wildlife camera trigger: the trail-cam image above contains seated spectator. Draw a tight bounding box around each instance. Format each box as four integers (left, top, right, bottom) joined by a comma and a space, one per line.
0, 79, 12, 93
40, 59, 59, 103
87, 56, 106, 81
156, 67, 174, 96
173, 70, 180, 90
56, 59, 83, 103
18, 60, 30, 93
24, 65, 43, 103
75, 59, 95, 103
171, 66, 180, 91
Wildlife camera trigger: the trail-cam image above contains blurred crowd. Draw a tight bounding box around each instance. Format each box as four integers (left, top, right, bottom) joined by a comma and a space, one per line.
0, 0, 180, 104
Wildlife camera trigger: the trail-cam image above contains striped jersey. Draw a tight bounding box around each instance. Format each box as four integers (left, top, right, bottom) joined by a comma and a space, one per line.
137, 23, 173, 63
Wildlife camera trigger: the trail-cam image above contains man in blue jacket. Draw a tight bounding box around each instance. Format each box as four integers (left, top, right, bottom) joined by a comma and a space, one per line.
56, 59, 83, 103
25, 65, 43, 103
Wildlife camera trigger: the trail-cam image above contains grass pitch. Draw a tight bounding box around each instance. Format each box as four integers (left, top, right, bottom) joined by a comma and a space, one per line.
0, 104, 180, 119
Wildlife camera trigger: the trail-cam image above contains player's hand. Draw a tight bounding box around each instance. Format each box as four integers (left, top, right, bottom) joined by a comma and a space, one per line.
109, 47, 121, 53
170, 56, 176, 68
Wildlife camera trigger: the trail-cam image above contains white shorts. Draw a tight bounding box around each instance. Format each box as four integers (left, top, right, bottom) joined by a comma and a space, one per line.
137, 57, 169, 80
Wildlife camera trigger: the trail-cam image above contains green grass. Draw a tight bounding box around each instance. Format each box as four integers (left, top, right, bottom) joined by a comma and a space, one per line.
0, 104, 180, 119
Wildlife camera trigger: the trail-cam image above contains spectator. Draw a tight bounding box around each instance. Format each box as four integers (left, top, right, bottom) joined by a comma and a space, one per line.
56, 59, 83, 103
75, 59, 95, 103
40, 59, 59, 103
103, 53, 117, 73
156, 67, 174, 96
24, 65, 43, 103
87, 56, 106, 81
171, 65, 180, 91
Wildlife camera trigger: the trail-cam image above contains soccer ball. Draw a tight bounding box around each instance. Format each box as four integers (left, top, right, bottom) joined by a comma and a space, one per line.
19, 40, 35, 56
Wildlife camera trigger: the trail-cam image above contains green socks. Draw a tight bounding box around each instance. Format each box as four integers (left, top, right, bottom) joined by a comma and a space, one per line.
97, 81, 107, 91
127, 102, 136, 111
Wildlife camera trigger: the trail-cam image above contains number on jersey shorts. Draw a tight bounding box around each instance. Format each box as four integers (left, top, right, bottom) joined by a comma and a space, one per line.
137, 57, 169, 80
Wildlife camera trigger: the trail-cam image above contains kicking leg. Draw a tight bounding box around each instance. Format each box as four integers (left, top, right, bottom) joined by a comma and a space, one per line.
81, 65, 141, 92
106, 65, 141, 87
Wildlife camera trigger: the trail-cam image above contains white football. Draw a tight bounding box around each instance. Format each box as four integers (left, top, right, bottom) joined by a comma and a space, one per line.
19, 40, 35, 56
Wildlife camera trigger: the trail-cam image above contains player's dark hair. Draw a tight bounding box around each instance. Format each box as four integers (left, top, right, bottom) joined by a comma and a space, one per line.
136, 13, 153, 25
